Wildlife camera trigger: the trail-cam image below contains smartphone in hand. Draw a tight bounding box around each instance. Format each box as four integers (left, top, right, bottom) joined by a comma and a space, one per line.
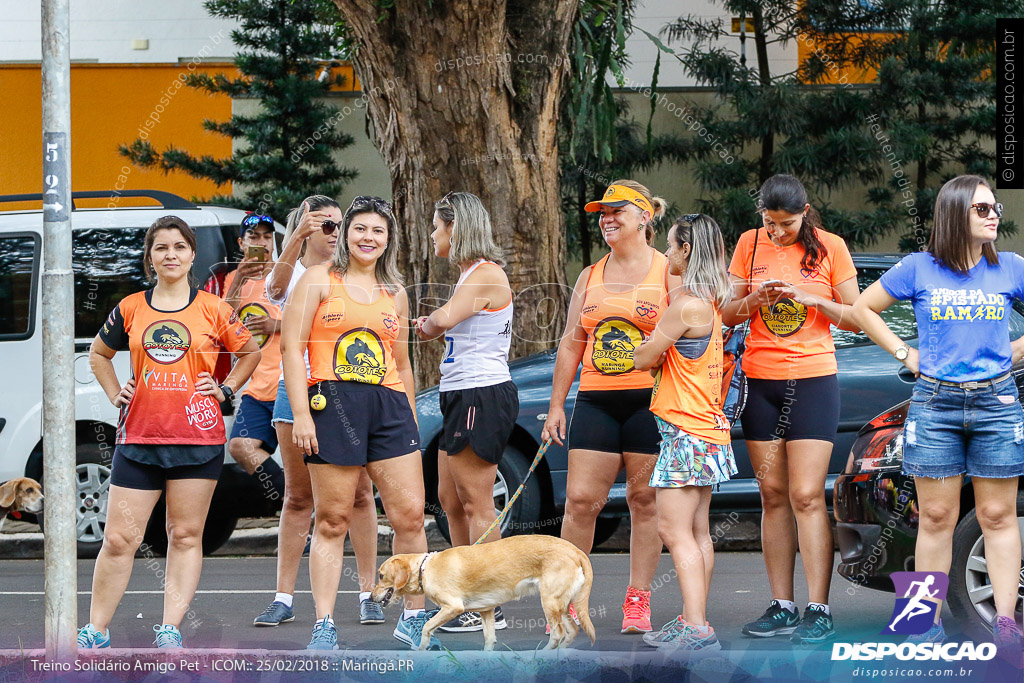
246, 245, 268, 262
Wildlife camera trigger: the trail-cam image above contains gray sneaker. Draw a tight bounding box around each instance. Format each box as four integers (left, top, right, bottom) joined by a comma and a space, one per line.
253, 600, 295, 627
359, 598, 385, 625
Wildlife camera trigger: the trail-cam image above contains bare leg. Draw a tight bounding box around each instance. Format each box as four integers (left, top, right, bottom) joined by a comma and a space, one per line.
274, 422, 314, 596
367, 452, 429, 611
748, 439, 796, 601
228, 437, 271, 474
162, 477, 218, 626
447, 445, 501, 545
560, 449, 622, 553
349, 470, 379, 593
437, 449, 470, 547
972, 477, 1020, 619
307, 463, 361, 619
913, 475, 963, 620
786, 439, 834, 605
657, 486, 709, 624
88, 485, 162, 631
623, 452, 660, 590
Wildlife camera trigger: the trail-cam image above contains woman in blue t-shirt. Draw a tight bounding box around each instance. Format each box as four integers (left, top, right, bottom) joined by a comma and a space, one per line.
853, 175, 1024, 649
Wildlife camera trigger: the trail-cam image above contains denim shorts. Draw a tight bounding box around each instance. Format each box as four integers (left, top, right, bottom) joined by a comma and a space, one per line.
271, 378, 293, 425
902, 374, 1024, 479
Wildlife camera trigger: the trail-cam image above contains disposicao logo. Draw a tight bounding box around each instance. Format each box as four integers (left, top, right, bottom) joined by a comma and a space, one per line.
885, 571, 948, 635
831, 572, 995, 662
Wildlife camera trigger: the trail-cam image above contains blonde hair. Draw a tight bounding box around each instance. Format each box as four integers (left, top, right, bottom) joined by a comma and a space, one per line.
434, 192, 505, 267
330, 195, 403, 294
284, 194, 339, 259
671, 214, 732, 308
609, 178, 666, 245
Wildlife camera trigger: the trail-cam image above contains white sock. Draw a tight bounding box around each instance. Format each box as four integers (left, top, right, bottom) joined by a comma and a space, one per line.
359, 592, 371, 603
318, 615, 334, 627
275, 592, 293, 608
774, 599, 798, 613
808, 602, 830, 616
403, 608, 423, 620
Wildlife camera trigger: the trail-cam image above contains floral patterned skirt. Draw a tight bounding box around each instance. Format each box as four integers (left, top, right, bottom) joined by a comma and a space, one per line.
650, 417, 737, 488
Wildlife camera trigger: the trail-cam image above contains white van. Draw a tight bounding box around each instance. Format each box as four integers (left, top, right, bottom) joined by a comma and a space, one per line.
0, 190, 284, 556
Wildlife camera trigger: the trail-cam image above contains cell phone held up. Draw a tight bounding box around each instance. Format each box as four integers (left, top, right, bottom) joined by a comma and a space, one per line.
246, 245, 268, 262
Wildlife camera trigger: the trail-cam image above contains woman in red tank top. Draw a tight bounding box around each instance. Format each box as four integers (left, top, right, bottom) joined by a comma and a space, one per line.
281, 196, 436, 650
541, 180, 680, 634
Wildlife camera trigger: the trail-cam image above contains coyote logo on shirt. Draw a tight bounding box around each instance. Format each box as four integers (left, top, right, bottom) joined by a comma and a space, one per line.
759, 299, 807, 337
333, 329, 387, 384
591, 317, 643, 375
142, 320, 191, 364
239, 303, 271, 348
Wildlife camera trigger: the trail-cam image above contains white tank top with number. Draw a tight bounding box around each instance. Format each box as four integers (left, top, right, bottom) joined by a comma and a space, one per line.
438, 260, 514, 392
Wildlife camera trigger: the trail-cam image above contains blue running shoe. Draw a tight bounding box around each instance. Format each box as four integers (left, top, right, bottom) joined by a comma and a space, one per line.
152, 624, 183, 648
254, 600, 295, 627
790, 605, 835, 644
77, 624, 110, 649
359, 598, 386, 625
307, 616, 339, 650
393, 610, 442, 650
904, 620, 946, 645
642, 616, 722, 651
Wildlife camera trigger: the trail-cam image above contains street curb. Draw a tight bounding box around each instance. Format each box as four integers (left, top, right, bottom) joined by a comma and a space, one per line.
0, 513, 764, 559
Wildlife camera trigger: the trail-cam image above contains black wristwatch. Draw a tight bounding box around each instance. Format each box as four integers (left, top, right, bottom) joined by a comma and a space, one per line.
219, 384, 235, 402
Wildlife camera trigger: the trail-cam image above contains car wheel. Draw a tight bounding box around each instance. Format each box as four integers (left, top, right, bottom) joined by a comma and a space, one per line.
142, 500, 239, 557
947, 492, 1024, 638
37, 443, 112, 558
433, 445, 543, 543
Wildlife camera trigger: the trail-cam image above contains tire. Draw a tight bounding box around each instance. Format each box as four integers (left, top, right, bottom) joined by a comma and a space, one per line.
592, 516, 623, 548
142, 500, 238, 557
433, 445, 543, 544
36, 442, 112, 559
947, 491, 1024, 639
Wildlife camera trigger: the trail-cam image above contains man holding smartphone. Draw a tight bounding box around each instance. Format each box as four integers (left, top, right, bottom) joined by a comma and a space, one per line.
223, 214, 286, 499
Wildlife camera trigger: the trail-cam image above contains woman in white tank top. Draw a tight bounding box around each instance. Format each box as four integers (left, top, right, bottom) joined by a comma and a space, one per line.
414, 191, 519, 632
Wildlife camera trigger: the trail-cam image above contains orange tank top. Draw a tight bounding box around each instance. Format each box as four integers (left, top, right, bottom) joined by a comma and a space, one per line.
579, 249, 669, 391
649, 307, 731, 445
307, 273, 403, 391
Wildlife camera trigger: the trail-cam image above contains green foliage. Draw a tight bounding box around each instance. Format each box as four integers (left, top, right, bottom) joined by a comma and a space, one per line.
655, 0, 1022, 250
118, 0, 357, 221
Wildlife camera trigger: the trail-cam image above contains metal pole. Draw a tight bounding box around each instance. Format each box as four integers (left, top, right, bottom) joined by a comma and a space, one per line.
41, 0, 77, 661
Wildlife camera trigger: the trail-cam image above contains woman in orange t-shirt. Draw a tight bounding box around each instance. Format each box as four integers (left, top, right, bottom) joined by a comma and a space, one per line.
541, 180, 680, 635
77, 216, 261, 649
721, 174, 860, 643
634, 213, 736, 651
281, 196, 433, 651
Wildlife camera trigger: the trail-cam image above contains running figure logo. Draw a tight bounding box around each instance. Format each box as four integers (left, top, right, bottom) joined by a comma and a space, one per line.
884, 571, 949, 635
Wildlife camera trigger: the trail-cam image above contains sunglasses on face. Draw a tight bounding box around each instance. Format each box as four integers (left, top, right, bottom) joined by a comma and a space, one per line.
320, 220, 341, 235
970, 202, 1003, 218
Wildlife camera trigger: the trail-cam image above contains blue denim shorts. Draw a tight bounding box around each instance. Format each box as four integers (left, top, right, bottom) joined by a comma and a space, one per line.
902, 374, 1024, 479
271, 378, 293, 425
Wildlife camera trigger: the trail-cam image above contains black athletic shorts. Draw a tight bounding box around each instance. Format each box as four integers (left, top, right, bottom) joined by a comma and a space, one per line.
110, 446, 224, 491
305, 380, 420, 466
439, 380, 519, 465
567, 388, 660, 455
741, 374, 840, 443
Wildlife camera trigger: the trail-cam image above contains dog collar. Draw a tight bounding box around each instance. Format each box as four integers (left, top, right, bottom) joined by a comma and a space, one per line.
416, 552, 437, 592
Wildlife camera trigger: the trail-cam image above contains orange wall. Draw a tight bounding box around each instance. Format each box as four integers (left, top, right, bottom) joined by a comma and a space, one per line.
1, 63, 239, 205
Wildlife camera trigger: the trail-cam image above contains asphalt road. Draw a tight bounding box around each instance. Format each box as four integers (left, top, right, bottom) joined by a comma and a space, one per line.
0, 552, 898, 652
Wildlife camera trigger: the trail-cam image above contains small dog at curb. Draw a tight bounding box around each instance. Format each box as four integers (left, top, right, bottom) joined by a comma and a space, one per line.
371, 535, 596, 650
0, 478, 44, 533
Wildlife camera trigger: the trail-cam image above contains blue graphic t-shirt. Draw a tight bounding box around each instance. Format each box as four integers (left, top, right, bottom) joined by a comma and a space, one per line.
880, 252, 1024, 382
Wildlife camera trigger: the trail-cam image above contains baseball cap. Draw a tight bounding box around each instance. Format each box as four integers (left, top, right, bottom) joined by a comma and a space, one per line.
240, 213, 274, 237
584, 184, 654, 214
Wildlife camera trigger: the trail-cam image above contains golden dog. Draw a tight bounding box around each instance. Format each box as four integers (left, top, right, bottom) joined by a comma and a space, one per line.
371, 535, 596, 651
0, 477, 44, 532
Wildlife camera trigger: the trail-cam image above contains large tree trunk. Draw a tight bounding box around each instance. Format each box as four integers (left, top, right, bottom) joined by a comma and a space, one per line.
334, 0, 577, 388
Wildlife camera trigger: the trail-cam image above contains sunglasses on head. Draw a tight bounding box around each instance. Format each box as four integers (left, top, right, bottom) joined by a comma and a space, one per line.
320, 219, 341, 235
970, 202, 1003, 218
241, 213, 274, 229
438, 190, 456, 206
348, 195, 394, 216
680, 213, 701, 223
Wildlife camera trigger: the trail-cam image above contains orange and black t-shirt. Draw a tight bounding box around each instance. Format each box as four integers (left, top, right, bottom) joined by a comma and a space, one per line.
579, 249, 670, 391
307, 273, 404, 391
649, 308, 731, 445
728, 227, 857, 380
101, 289, 252, 446
222, 270, 282, 402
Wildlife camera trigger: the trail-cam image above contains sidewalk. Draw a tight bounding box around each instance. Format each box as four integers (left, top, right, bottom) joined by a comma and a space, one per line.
0, 513, 762, 559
